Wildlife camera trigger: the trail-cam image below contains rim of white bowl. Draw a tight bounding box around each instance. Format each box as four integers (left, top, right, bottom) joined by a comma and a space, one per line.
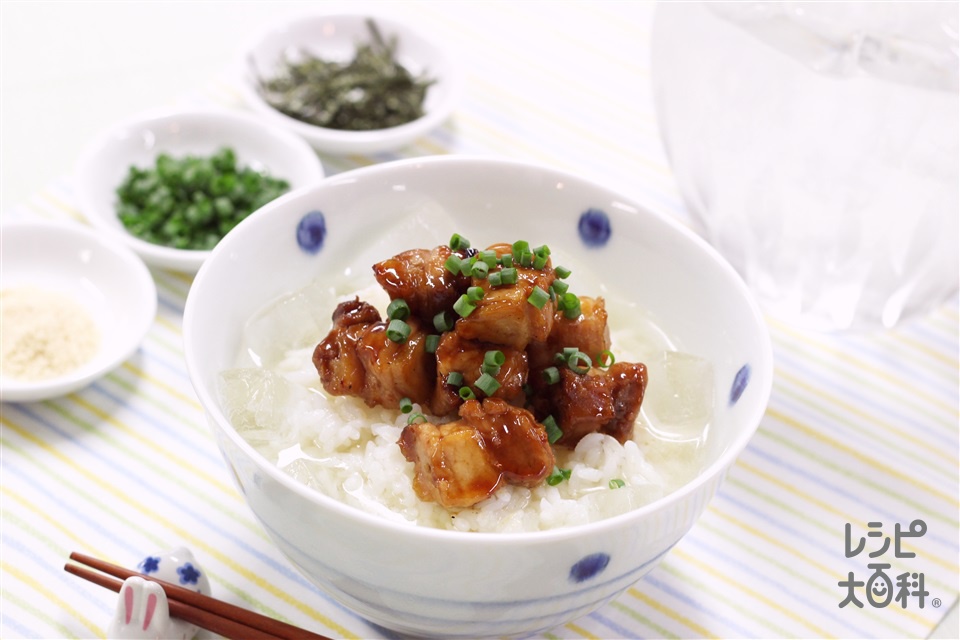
74, 107, 325, 273
183, 155, 774, 543
1, 220, 157, 403
236, 12, 463, 155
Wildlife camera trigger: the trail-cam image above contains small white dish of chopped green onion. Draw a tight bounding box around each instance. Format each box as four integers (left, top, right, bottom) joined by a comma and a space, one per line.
75, 107, 324, 273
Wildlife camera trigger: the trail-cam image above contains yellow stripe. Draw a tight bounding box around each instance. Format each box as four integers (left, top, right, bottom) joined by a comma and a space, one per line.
2, 416, 359, 639
774, 369, 955, 466
769, 317, 956, 416
627, 586, 716, 637
3, 562, 104, 638
767, 407, 958, 507
2, 488, 111, 560
732, 464, 957, 576
564, 621, 600, 639
119, 360, 202, 411
673, 548, 836, 638
66, 395, 238, 499
884, 327, 959, 369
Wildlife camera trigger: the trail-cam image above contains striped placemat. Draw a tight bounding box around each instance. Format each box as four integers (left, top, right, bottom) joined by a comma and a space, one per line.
2, 3, 956, 638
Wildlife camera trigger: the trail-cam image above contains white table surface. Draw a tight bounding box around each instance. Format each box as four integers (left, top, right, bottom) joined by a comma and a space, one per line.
2, 2, 957, 639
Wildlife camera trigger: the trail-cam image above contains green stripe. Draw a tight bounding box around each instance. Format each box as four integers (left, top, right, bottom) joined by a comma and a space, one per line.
0, 588, 93, 639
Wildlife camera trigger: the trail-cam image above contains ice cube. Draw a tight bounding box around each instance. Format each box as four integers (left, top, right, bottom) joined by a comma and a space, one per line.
643, 351, 715, 441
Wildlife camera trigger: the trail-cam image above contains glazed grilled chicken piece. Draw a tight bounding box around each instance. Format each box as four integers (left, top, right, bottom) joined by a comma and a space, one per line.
548, 362, 648, 446
528, 296, 612, 371
373, 245, 472, 323
456, 243, 556, 349
431, 330, 528, 416
312, 298, 381, 397
398, 399, 555, 508
313, 298, 435, 410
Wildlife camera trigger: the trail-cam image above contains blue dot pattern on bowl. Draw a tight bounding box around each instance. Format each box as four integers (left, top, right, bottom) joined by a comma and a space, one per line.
296, 211, 327, 254
730, 364, 750, 406
569, 552, 610, 583
578, 208, 611, 247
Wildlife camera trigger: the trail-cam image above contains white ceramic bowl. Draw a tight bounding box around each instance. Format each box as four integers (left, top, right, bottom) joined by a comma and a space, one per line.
183, 157, 773, 638
74, 108, 325, 273
1, 220, 157, 403
238, 13, 462, 155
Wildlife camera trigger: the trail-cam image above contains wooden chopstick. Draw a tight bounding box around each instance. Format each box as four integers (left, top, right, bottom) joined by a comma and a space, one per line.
65, 552, 332, 640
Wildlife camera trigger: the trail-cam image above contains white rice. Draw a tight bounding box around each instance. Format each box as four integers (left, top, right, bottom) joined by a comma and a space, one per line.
220, 279, 710, 532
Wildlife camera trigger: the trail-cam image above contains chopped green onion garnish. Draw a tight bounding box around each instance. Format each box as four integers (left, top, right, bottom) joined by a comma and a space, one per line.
452, 297, 475, 317
609, 478, 625, 489
467, 286, 485, 302
453, 295, 476, 317
386, 298, 410, 321
434, 310, 453, 332
543, 415, 562, 444
527, 286, 550, 309
479, 250, 498, 268
484, 350, 505, 368
551, 280, 569, 296
399, 397, 413, 414
499, 267, 518, 285
567, 350, 592, 374
558, 292, 581, 319
475, 373, 501, 396
511, 240, 529, 261
471, 261, 489, 279
488, 271, 503, 287
459, 386, 476, 400
499, 254, 513, 268
542, 366, 560, 385
407, 412, 426, 425
425, 334, 440, 353
546, 466, 571, 486
562, 346, 579, 357
387, 319, 411, 343
533, 246, 550, 269
449, 233, 470, 250
519, 250, 533, 268
597, 350, 616, 369
446, 371, 464, 387
555, 265, 572, 279
444, 254, 463, 275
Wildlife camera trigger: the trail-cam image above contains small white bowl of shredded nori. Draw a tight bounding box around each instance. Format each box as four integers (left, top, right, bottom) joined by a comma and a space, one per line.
239, 13, 462, 155
75, 107, 325, 273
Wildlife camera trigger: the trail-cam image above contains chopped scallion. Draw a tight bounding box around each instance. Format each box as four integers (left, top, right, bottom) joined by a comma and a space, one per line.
471, 261, 489, 279
446, 371, 464, 387
527, 286, 550, 309
475, 373, 501, 396
499, 267, 518, 285
386, 318, 411, 343
499, 254, 513, 268
467, 286, 485, 302
551, 280, 569, 296
433, 310, 453, 332
546, 466, 571, 486
386, 298, 410, 321
555, 265, 572, 279
453, 294, 476, 317
449, 233, 470, 250
458, 386, 476, 400
597, 350, 616, 369
407, 412, 426, 425
425, 334, 440, 353
543, 415, 562, 444
542, 366, 560, 385
479, 250, 498, 268
511, 240, 529, 262
609, 478, 626, 489
488, 271, 503, 287
484, 350, 505, 368
399, 397, 413, 414
444, 254, 463, 275
567, 350, 592, 374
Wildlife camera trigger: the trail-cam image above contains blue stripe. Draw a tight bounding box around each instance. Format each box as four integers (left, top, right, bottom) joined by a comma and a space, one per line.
641, 572, 754, 638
